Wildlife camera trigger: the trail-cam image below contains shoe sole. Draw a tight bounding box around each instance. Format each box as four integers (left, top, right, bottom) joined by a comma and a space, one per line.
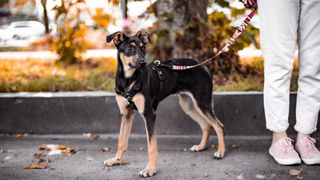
301, 157, 320, 165
269, 149, 301, 165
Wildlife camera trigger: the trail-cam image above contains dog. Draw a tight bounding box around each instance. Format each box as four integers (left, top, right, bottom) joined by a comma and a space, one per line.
104, 30, 225, 177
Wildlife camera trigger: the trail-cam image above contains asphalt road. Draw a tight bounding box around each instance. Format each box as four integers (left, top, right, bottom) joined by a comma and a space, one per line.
0, 135, 319, 180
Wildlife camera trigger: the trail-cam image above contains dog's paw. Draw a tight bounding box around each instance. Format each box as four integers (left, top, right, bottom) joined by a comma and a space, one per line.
139, 167, 157, 178
190, 145, 203, 152
213, 151, 225, 159
104, 157, 121, 167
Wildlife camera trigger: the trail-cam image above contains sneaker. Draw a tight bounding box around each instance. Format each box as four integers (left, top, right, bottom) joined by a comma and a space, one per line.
269, 138, 301, 165
295, 136, 320, 165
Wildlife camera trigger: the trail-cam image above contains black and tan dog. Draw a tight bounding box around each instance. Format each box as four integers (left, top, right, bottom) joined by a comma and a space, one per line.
104, 30, 225, 177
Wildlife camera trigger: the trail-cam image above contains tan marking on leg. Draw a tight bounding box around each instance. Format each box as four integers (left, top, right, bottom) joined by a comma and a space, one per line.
139, 129, 158, 177
132, 93, 145, 114
104, 95, 135, 166
179, 94, 211, 151
180, 92, 225, 158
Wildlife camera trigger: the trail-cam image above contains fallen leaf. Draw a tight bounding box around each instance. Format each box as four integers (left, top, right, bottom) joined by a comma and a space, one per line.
102, 147, 111, 152
57, 145, 68, 150
232, 144, 239, 149
10, 133, 28, 138
297, 176, 303, 180
255, 174, 265, 179
0, 149, 7, 153
4, 156, 11, 160
83, 133, 100, 140
211, 144, 217, 149
33, 153, 44, 159
48, 150, 63, 156
289, 168, 302, 176
24, 163, 48, 169
39, 144, 76, 156
139, 147, 144, 151
62, 147, 76, 156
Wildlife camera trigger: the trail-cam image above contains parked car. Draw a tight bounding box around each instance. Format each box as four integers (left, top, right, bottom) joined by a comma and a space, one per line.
1, 21, 45, 40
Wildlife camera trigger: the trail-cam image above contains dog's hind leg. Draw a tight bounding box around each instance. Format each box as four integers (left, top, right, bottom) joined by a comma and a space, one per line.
180, 92, 225, 159
205, 110, 225, 159
179, 93, 212, 152
104, 95, 136, 166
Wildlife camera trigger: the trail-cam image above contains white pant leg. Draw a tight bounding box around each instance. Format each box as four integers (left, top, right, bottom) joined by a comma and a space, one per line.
294, 0, 320, 134
258, 0, 300, 132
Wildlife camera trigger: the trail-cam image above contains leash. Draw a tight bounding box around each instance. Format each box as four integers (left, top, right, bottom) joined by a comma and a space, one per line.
155, 2, 257, 71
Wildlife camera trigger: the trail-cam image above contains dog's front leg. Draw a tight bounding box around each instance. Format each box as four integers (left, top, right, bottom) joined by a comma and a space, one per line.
104, 95, 136, 166
133, 94, 158, 177
140, 112, 157, 177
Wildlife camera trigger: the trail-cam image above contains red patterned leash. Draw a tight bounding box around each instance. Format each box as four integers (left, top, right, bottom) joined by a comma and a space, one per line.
167, 3, 257, 71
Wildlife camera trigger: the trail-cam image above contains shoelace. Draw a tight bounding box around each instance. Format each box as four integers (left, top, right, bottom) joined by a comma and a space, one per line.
281, 138, 295, 153
304, 137, 318, 153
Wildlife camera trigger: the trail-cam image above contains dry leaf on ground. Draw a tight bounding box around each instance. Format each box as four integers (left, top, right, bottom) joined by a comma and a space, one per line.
232, 144, 239, 149
83, 133, 100, 140
102, 147, 111, 152
289, 168, 302, 176
9, 133, 28, 138
24, 163, 48, 169
39, 144, 76, 156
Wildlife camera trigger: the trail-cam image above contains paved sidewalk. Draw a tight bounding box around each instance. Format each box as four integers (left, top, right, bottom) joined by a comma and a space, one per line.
0, 135, 319, 180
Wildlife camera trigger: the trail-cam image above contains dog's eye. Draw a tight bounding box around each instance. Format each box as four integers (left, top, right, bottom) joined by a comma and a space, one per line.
128, 46, 134, 51
141, 46, 145, 51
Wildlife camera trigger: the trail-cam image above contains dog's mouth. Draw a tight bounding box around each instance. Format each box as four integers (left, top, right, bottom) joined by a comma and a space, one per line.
128, 61, 146, 69
128, 62, 135, 68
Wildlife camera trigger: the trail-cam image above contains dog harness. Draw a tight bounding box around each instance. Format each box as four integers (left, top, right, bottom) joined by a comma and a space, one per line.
115, 72, 142, 108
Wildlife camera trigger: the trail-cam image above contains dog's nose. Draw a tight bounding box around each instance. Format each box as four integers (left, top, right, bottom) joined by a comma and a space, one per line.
139, 60, 146, 66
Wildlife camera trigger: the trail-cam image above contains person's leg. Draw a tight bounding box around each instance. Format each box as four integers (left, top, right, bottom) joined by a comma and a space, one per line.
258, 0, 301, 165
294, 0, 320, 165
259, 0, 299, 136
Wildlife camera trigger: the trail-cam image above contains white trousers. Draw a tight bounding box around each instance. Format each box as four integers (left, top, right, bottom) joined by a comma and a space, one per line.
258, 0, 320, 134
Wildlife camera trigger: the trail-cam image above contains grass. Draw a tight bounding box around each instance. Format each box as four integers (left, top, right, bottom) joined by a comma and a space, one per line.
0, 56, 299, 92
0, 57, 116, 92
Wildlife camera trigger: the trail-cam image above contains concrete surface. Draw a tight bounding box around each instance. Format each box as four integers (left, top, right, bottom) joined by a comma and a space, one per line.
0, 134, 319, 180
1, 92, 319, 135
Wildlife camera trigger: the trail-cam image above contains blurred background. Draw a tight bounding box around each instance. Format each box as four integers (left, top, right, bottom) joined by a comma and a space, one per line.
0, 0, 298, 92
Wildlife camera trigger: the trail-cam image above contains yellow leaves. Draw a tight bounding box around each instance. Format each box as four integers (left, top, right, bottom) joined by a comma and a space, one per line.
65, 41, 71, 47
91, 8, 112, 28
108, 0, 119, 6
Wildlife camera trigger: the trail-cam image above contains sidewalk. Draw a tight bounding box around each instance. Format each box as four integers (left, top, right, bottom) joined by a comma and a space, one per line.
0, 134, 319, 180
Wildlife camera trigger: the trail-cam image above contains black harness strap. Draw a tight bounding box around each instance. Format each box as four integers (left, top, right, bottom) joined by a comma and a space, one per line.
115, 72, 142, 108
150, 63, 165, 110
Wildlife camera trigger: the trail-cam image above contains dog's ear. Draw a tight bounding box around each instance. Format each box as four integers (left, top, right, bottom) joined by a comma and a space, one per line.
135, 30, 151, 45
106, 31, 127, 47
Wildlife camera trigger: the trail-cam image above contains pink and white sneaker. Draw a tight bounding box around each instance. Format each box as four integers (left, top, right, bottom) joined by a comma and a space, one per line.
269, 138, 301, 165
295, 136, 320, 165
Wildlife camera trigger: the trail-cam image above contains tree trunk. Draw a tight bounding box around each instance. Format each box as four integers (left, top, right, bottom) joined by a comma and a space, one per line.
152, 0, 210, 60
41, 0, 49, 34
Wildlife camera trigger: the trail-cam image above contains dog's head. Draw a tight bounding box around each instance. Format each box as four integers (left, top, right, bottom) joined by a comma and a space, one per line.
106, 30, 150, 72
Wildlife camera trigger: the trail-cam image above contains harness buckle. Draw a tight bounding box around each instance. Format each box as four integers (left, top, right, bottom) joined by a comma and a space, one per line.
154, 60, 161, 66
